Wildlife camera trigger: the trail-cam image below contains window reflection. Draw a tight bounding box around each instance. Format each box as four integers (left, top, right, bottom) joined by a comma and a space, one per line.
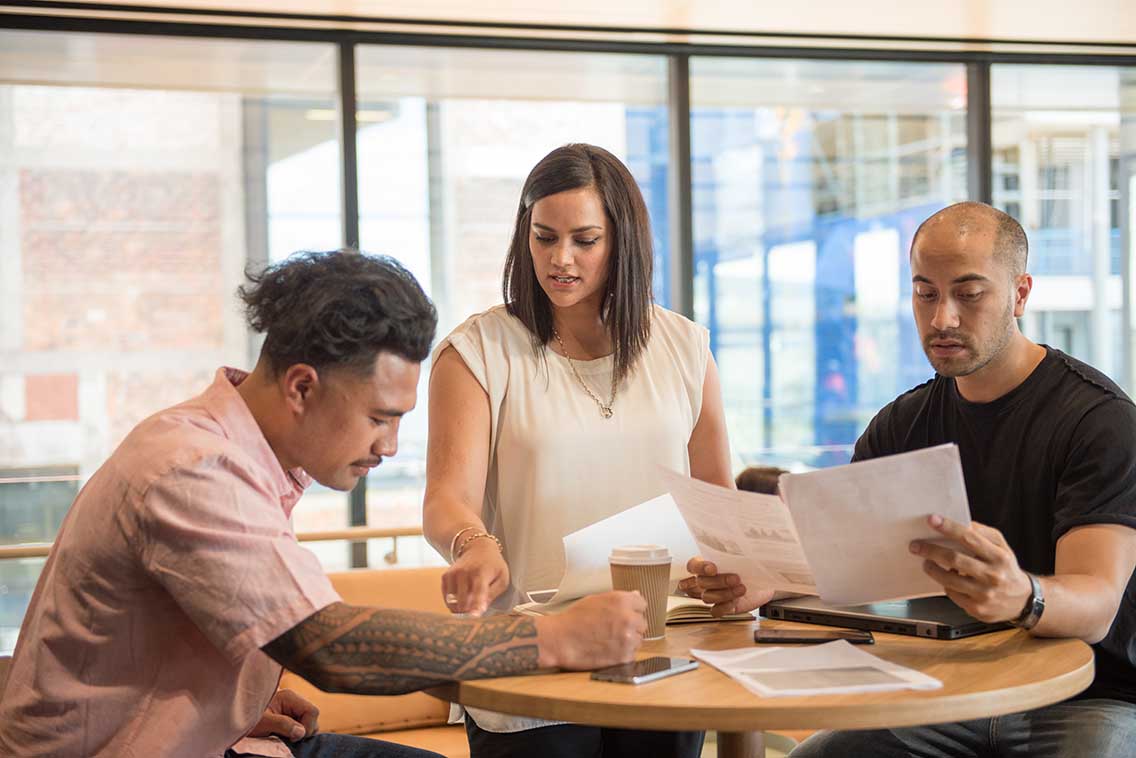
0, 29, 341, 648
690, 58, 968, 469
992, 65, 1136, 383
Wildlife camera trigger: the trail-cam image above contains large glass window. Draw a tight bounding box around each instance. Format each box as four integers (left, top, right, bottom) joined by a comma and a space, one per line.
353, 45, 672, 535
992, 64, 1136, 387
689, 59, 968, 470
0, 30, 341, 651
4, 21, 1134, 656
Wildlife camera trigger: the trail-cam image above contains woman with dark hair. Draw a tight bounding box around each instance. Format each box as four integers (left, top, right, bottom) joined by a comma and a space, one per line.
422, 144, 733, 757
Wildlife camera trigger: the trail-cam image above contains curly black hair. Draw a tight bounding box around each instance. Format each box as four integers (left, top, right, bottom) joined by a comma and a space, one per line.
238, 249, 437, 375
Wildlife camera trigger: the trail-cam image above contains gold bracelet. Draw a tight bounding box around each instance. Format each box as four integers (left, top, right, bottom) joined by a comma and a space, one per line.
449, 526, 480, 563
455, 531, 503, 559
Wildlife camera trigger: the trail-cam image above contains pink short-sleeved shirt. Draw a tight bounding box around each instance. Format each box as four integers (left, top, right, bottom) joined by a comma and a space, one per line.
0, 368, 341, 758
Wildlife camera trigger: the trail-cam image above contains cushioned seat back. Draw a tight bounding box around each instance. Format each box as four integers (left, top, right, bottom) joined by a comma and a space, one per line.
278, 566, 452, 735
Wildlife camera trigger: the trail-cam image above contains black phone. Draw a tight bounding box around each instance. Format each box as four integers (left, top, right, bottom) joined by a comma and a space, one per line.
590, 656, 699, 684
754, 628, 875, 644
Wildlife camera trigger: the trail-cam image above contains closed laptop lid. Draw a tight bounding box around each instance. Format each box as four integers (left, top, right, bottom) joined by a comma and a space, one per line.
769, 594, 989, 628
835, 596, 986, 626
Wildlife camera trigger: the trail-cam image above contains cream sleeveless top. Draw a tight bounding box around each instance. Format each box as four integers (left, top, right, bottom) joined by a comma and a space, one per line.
436, 303, 709, 611
434, 304, 709, 733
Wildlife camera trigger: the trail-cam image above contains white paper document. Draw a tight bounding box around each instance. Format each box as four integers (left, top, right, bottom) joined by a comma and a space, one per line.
777, 443, 971, 604
659, 468, 817, 611
664, 444, 972, 606
525, 493, 701, 606
691, 640, 942, 698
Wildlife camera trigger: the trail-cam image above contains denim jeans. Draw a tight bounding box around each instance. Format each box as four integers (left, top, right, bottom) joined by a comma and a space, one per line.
789, 698, 1136, 758
226, 733, 444, 758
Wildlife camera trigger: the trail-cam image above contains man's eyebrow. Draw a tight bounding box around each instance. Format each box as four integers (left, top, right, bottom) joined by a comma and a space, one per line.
371, 407, 406, 418
911, 273, 991, 284
532, 222, 603, 233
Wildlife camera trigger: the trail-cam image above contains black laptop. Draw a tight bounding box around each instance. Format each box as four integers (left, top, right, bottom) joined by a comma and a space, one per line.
760, 595, 1011, 640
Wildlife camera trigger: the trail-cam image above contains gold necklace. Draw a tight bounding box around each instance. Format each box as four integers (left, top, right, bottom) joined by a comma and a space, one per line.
552, 328, 616, 419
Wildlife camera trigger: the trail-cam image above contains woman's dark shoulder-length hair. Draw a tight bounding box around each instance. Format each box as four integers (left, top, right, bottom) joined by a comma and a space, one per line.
502, 143, 653, 384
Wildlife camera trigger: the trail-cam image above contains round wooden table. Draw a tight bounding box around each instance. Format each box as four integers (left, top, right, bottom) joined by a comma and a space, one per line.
430, 617, 1094, 758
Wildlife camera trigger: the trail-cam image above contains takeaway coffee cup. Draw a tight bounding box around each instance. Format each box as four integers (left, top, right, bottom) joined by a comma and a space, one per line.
609, 544, 672, 640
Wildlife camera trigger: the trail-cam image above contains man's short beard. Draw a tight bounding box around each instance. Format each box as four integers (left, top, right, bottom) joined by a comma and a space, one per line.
925, 300, 1016, 378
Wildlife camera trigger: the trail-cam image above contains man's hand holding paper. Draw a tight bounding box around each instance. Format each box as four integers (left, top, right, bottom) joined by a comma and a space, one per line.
911, 513, 1033, 624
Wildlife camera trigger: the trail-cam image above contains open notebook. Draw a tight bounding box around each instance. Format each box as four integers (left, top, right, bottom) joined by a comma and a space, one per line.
515, 594, 754, 625
665, 595, 754, 624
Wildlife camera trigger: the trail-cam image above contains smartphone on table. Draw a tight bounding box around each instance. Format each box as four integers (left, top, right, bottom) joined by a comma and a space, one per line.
754, 628, 875, 645
590, 656, 699, 684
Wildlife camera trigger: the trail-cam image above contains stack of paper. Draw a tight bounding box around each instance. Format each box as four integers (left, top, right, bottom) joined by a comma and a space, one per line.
691, 640, 941, 698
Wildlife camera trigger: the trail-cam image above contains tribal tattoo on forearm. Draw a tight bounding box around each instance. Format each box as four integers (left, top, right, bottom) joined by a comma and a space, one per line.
262, 603, 540, 695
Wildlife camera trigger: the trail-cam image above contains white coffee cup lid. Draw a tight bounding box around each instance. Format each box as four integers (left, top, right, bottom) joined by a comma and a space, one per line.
609, 544, 671, 565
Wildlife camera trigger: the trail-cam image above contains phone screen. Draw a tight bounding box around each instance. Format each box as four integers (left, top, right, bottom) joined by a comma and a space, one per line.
754, 628, 875, 644
590, 656, 699, 684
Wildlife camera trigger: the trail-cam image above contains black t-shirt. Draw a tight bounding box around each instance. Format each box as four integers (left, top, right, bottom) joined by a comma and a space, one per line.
854, 346, 1136, 703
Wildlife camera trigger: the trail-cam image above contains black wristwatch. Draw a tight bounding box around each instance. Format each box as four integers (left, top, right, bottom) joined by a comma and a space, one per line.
1011, 572, 1045, 630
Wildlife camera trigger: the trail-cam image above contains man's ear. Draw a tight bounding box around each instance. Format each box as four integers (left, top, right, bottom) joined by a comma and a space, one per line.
1013, 273, 1033, 318
280, 364, 320, 414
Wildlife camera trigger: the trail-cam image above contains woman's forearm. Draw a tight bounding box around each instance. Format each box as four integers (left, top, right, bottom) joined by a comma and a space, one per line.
422, 490, 488, 562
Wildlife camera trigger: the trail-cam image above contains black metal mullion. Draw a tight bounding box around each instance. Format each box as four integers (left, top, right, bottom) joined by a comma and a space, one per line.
966, 62, 993, 204
338, 41, 367, 568
239, 99, 270, 370
340, 42, 361, 249
667, 54, 694, 319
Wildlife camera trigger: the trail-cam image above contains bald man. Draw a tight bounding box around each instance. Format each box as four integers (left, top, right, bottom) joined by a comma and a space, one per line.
694, 203, 1136, 757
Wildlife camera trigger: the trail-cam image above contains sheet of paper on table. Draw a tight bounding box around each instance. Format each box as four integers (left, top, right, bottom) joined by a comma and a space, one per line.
663, 444, 972, 606
691, 640, 942, 698
521, 493, 702, 607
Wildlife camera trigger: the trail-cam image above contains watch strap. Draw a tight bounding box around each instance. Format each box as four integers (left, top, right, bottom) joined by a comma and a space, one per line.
1012, 572, 1045, 630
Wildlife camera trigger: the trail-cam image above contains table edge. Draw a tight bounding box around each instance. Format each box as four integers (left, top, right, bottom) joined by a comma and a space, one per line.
428, 641, 1095, 732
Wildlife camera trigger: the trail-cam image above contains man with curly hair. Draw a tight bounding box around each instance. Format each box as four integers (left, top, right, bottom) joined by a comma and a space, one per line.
0, 250, 648, 758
